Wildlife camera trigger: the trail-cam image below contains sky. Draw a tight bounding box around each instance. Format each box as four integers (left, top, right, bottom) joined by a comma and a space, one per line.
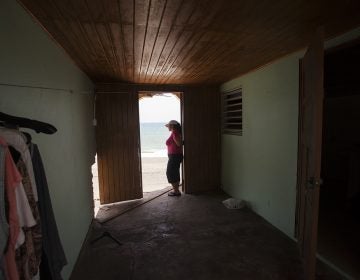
139, 94, 180, 123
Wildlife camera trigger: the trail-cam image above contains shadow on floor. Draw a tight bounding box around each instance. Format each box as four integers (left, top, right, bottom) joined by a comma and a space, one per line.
71, 191, 307, 279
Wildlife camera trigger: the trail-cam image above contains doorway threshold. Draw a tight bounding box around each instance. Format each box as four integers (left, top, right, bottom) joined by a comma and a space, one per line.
95, 186, 172, 223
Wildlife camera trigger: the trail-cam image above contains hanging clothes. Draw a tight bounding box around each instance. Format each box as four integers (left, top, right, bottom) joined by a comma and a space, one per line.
0, 129, 38, 202
0, 118, 65, 279
15, 159, 42, 280
14, 184, 36, 249
0, 138, 22, 280
0, 132, 37, 249
0, 145, 8, 280
30, 144, 67, 280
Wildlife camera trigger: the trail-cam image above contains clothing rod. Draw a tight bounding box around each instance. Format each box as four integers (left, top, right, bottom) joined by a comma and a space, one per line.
0, 82, 93, 94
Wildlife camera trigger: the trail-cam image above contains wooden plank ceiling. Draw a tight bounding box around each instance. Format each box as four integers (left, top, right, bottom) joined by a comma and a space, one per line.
19, 0, 360, 85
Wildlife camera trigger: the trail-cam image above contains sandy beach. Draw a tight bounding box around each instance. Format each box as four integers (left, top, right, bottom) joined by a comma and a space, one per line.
140, 157, 169, 192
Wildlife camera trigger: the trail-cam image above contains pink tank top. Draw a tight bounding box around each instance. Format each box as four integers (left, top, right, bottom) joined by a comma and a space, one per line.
166, 131, 182, 155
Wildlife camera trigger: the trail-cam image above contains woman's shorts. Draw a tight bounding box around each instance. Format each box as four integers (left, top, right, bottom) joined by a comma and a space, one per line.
166, 154, 183, 183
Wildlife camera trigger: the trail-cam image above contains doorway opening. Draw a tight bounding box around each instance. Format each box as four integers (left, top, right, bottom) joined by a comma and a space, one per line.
138, 92, 182, 193
92, 153, 100, 216
317, 41, 360, 279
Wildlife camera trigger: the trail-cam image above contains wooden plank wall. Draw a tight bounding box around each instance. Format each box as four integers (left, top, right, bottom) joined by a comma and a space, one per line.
183, 86, 221, 193
96, 90, 142, 204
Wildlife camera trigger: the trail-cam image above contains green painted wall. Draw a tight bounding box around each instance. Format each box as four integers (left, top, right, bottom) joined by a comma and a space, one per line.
221, 52, 303, 237
0, 0, 96, 278
221, 28, 360, 238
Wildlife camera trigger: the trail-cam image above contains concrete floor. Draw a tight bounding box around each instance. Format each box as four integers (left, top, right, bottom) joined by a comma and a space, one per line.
71, 191, 307, 280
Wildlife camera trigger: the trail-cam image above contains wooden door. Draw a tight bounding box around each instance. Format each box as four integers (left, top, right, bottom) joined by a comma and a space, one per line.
297, 29, 324, 280
96, 92, 142, 204
182, 87, 221, 193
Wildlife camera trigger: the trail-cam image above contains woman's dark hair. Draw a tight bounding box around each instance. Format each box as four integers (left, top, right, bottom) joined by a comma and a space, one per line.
173, 123, 182, 134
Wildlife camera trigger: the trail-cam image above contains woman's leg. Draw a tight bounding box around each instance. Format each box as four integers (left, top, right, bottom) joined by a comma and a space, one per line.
171, 182, 180, 194
167, 155, 182, 195
172, 154, 182, 193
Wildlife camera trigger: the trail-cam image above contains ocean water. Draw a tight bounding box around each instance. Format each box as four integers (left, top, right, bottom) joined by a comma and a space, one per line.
140, 122, 170, 157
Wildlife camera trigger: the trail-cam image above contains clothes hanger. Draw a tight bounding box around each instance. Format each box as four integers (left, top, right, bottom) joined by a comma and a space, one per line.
21, 132, 32, 144
0, 112, 57, 134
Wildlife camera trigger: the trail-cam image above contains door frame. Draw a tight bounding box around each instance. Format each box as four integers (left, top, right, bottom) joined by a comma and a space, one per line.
137, 90, 185, 192
295, 37, 360, 237
295, 37, 360, 238
295, 59, 305, 240
296, 36, 360, 278
96, 83, 221, 195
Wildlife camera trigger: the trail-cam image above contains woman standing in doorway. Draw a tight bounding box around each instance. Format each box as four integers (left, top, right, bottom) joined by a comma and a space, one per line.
165, 120, 183, 196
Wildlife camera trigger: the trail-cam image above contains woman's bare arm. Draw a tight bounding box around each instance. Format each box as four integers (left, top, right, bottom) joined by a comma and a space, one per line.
173, 133, 182, 147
